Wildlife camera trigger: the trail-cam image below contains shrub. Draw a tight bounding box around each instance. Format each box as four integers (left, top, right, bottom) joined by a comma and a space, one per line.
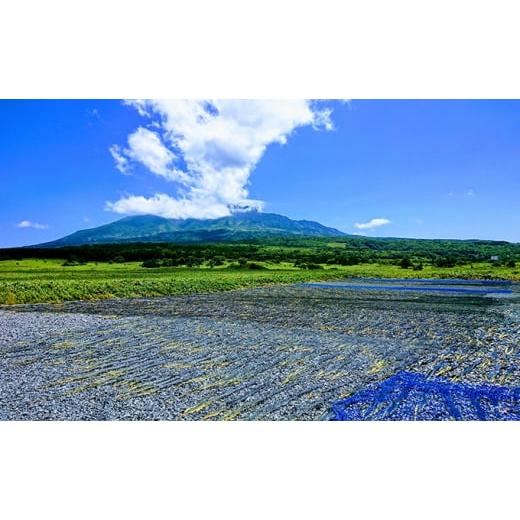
62, 257, 85, 267
141, 259, 161, 268
399, 258, 412, 269
246, 262, 266, 270
186, 256, 199, 267
212, 256, 225, 266
293, 262, 323, 270
62, 254, 87, 267
225, 263, 240, 269
434, 257, 456, 268
304, 263, 324, 270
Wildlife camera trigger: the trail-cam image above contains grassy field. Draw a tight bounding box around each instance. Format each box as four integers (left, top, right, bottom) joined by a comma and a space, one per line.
0, 259, 518, 305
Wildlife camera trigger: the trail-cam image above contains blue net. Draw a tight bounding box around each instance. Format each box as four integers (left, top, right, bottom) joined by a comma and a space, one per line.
326, 372, 520, 421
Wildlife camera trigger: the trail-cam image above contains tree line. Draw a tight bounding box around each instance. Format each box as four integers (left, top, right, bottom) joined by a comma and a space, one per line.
0, 236, 518, 268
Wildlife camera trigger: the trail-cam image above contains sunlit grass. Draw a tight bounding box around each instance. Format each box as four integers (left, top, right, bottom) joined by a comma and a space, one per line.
0, 259, 517, 304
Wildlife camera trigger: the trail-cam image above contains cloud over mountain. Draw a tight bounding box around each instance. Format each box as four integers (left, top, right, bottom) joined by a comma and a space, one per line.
107, 100, 333, 219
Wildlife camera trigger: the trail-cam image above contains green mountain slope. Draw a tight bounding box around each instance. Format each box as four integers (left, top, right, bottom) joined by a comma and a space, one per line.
39, 212, 347, 246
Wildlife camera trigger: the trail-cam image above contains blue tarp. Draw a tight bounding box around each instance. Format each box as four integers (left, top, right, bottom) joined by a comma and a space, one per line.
321, 278, 512, 286
301, 283, 512, 295
326, 372, 520, 420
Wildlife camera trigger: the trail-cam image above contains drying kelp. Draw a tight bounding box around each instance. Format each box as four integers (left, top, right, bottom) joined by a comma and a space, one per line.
1, 279, 519, 420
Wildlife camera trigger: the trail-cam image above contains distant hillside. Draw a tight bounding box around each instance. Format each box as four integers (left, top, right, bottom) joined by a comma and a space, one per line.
38, 212, 347, 246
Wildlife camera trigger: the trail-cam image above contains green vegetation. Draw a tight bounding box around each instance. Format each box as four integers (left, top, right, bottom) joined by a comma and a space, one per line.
40, 213, 346, 246
0, 256, 518, 305
0, 259, 341, 304
2, 234, 520, 266
1, 234, 519, 304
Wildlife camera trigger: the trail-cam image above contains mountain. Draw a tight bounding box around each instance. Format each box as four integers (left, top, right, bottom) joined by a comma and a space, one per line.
38, 212, 347, 246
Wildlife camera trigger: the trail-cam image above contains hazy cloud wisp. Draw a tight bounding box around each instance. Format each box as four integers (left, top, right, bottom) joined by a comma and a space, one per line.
16, 220, 48, 229
354, 217, 391, 230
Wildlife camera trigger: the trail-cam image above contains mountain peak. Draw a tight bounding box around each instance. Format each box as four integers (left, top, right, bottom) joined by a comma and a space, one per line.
37, 212, 347, 247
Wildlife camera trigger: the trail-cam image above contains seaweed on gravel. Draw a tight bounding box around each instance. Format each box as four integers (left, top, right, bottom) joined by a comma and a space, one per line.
1, 280, 519, 420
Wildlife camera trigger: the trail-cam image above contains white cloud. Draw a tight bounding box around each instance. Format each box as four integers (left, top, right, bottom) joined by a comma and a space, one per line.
16, 220, 48, 229
108, 100, 334, 219
109, 145, 130, 174
354, 217, 391, 230
447, 189, 476, 198
125, 127, 183, 181
106, 193, 246, 220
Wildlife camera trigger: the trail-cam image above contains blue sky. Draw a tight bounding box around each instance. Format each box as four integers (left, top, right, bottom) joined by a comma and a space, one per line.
1, 99, 519, 247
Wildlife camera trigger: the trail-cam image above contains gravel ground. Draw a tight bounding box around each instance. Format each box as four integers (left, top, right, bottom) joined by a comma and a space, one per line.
1, 280, 519, 420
